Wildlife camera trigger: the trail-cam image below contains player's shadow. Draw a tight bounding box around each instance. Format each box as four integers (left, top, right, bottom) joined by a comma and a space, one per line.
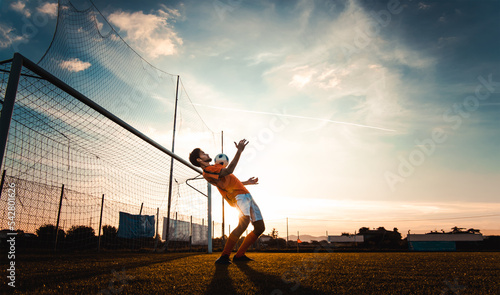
234, 262, 330, 295
204, 264, 238, 295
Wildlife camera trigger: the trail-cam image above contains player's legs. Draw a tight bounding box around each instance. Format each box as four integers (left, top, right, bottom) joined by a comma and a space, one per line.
234, 194, 265, 259
216, 215, 250, 264
221, 215, 250, 256
234, 219, 265, 259
252, 219, 265, 236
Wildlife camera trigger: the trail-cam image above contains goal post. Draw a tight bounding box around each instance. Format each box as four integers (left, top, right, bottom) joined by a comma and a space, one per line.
0, 53, 212, 252
0, 54, 23, 171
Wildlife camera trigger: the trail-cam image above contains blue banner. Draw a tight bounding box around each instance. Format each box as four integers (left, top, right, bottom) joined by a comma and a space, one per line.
117, 212, 155, 239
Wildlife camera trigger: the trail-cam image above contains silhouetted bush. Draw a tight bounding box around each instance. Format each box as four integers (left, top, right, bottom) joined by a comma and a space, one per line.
66, 225, 96, 250
100, 225, 119, 249
36, 224, 65, 248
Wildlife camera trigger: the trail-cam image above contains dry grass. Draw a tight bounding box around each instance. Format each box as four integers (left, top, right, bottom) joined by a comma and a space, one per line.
10, 251, 500, 294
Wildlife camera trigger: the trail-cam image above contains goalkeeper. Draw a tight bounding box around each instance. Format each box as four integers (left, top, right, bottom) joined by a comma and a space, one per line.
189, 139, 265, 264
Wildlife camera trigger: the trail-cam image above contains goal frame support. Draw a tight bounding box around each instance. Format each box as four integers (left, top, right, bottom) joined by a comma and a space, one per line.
0, 53, 214, 252
0, 53, 23, 172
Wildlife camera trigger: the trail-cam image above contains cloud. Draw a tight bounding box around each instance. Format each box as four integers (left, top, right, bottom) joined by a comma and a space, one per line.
59, 58, 91, 72
246, 52, 283, 66
37, 2, 58, 18
0, 23, 25, 48
246, 0, 439, 133
107, 9, 182, 59
10, 0, 31, 18
418, 2, 432, 10
289, 66, 315, 88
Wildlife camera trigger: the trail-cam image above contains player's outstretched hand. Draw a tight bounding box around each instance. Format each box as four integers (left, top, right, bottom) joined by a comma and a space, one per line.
246, 177, 259, 185
234, 139, 249, 151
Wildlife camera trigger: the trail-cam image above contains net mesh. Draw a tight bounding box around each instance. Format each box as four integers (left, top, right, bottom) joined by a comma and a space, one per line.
0, 0, 221, 251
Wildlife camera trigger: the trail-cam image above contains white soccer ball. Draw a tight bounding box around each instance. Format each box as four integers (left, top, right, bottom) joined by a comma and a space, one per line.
214, 153, 229, 168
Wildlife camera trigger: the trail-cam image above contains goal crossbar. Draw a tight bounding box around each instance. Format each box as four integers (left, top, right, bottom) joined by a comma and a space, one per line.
0, 53, 202, 176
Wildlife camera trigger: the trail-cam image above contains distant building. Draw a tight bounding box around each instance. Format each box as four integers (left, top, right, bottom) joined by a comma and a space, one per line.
408, 228, 484, 251
328, 234, 364, 247
328, 227, 402, 249
258, 234, 272, 243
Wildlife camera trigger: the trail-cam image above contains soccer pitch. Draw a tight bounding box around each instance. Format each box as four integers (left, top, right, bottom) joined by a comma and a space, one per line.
9, 252, 500, 294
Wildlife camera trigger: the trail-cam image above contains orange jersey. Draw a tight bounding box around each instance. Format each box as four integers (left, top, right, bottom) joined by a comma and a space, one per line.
203, 164, 249, 207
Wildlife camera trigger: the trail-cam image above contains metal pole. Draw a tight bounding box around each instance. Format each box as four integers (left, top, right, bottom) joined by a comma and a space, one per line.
207, 183, 212, 253
190, 215, 193, 251
0, 170, 6, 200
139, 202, 144, 215
222, 197, 225, 240
0, 53, 23, 171
156, 207, 159, 239
154, 207, 160, 251
55, 184, 65, 251
221, 130, 225, 242
98, 194, 104, 252
166, 75, 180, 249
286, 217, 289, 248
297, 231, 299, 253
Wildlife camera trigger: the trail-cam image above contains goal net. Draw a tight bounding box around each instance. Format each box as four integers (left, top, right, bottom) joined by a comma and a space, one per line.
0, 0, 219, 252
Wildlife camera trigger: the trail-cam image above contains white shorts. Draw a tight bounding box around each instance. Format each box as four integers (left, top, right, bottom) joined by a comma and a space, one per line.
235, 193, 263, 222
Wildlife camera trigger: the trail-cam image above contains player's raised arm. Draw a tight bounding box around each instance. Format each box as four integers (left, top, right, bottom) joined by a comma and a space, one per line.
242, 177, 259, 185
220, 139, 248, 177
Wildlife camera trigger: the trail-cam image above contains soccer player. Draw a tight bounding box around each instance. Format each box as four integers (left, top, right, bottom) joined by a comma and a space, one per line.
189, 139, 265, 264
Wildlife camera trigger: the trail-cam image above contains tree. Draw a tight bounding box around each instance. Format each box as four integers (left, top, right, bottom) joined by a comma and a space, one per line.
358, 227, 369, 234
467, 228, 481, 234
101, 225, 118, 249
36, 224, 65, 240
270, 228, 278, 239
451, 226, 466, 233
102, 225, 117, 237
36, 224, 65, 247
66, 225, 96, 250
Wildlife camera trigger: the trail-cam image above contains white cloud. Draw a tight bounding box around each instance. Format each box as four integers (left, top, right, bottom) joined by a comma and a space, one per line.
289, 66, 315, 88
59, 58, 91, 72
246, 52, 282, 66
108, 9, 182, 59
37, 2, 58, 19
0, 23, 25, 48
10, 1, 31, 18
418, 2, 432, 10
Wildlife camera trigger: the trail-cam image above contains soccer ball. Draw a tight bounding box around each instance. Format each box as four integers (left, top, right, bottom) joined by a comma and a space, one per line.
214, 153, 229, 167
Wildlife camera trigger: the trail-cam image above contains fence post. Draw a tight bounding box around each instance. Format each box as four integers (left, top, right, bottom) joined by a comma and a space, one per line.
98, 194, 104, 252
154, 207, 159, 251
0, 53, 23, 171
190, 215, 193, 251
55, 184, 65, 251
0, 170, 6, 200
207, 183, 212, 253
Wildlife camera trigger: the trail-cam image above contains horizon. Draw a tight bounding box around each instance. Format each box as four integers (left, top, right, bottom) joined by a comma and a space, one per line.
0, 0, 499, 238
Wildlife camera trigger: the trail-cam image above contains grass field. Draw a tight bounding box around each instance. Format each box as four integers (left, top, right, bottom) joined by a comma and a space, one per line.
8, 251, 500, 294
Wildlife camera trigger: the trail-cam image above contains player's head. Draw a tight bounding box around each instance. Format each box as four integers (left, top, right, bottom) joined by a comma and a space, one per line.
189, 148, 212, 167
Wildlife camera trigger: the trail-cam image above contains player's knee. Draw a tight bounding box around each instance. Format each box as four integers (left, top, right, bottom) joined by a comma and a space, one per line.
238, 216, 250, 229
233, 216, 250, 237
253, 220, 265, 237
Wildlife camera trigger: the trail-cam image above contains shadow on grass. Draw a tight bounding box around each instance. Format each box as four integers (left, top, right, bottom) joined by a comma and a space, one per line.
204, 264, 238, 295
16, 252, 201, 293
235, 262, 330, 295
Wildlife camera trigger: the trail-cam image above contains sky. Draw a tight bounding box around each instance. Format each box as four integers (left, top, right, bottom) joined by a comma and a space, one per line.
1, 0, 499, 238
